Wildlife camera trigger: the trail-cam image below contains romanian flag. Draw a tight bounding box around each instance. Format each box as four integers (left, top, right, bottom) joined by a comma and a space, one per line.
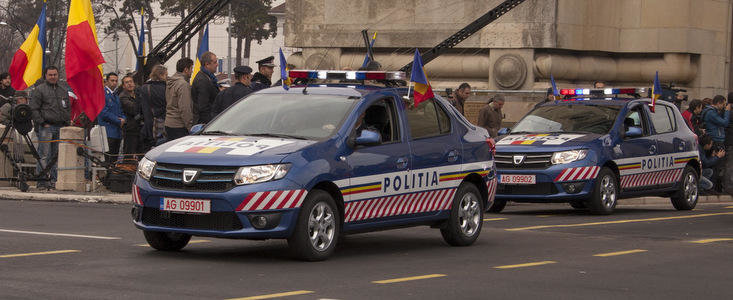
278, 48, 291, 90
361, 31, 377, 69
550, 74, 559, 97
410, 49, 434, 107
651, 71, 662, 113
191, 25, 209, 84
8, 1, 46, 91
65, 0, 105, 121
135, 7, 145, 71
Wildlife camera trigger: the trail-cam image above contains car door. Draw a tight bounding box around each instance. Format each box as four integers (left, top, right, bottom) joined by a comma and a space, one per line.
405, 98, 462, 215
343, 97, 411, 223
615, 103, 659, 191
647, 103, 685, 187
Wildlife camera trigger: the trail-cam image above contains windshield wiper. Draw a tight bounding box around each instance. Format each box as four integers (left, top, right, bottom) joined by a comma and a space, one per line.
244, 133, 309, 140
200, 130, 235, 136
508, 131, 536, 135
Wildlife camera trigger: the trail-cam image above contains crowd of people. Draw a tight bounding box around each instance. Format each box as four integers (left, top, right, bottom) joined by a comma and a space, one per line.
0, 52, 278, 189
682, 95, 732, 194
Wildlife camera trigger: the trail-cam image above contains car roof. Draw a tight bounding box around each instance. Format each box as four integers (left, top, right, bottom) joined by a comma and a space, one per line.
542, 98, 674, 108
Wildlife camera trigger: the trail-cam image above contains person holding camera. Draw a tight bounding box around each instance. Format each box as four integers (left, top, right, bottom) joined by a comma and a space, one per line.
702, 95, 730, 146
699, 135, 725, 192
119, 74, 141, 158
724, 92, 733, 195
30, 66, 71, 189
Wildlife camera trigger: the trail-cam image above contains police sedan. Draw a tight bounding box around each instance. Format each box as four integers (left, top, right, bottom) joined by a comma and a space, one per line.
132, 70, 497, 260
491, 88, 700, 215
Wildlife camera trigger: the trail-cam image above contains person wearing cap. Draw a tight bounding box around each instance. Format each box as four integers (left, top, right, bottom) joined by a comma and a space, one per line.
191, 51, 220, 124
212, 66, 253, 116
251, 56, 275, 91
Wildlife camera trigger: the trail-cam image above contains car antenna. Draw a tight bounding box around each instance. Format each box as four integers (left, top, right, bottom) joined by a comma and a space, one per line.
302, 28, 344, 95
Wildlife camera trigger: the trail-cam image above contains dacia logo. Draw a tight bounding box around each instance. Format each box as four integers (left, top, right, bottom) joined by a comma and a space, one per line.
182, 169, 200, 185
513, 155, 525, 165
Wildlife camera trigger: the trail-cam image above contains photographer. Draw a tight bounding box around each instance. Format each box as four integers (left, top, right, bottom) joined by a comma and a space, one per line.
699, 135, 725, 192
725, 92, 733, 195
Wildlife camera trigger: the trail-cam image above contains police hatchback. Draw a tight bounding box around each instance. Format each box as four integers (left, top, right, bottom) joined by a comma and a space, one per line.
491, 88, 700, 215
132, 70, 497, 260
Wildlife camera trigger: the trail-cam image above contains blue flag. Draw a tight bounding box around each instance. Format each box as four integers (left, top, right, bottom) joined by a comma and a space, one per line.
550, 74, 559, 96
651, 71, 661, 113
135, 7, 145, 71
279, 48, 290, 90
361, 32, 377, 69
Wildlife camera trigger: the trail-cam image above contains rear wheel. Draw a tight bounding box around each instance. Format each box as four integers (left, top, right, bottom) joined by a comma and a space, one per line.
441, 183, 483, 246
143, 231, 191, 251
671, 166, 698, 210
588, 168, 618, 215
287, 190, 340, 261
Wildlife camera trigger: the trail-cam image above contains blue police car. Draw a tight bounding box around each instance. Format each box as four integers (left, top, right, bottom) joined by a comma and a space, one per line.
490, 88, 700, 215
132, 70, 497, 260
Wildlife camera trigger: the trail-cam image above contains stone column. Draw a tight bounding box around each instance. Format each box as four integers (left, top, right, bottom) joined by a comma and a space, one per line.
56, 126, 86, 192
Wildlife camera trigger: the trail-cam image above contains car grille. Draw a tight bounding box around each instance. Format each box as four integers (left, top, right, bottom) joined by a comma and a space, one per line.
495, 152, 553, 169
497, 182, 558, 195
150, 163, 238, 192
141, 207, 243, 231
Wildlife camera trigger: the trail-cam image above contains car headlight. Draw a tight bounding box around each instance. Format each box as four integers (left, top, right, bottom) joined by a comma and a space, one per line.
551, 150, 588, 165
137, 157, 156, 180
234, 164, 291, 185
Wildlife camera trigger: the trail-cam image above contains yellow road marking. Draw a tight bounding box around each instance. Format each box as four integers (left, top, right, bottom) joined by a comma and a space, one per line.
494, 261, 557, 269
483, 218, 508, 221
536, 215, 552, 218
372, 274, 446, 284
0, 250, 80, 258
593, 249, 647, 257
506, 212, 733, 231
226, 290, 314, 300
136, 239, 211, 247
689, 238, 733, 244
726, 206, 733, 209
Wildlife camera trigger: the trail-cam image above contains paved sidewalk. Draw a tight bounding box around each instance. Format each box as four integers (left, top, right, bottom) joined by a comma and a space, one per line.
0, 186, 730, 205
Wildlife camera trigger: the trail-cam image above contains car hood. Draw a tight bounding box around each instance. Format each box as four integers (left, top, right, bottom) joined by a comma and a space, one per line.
496, 133, 602, 152
145, 135, 317, 166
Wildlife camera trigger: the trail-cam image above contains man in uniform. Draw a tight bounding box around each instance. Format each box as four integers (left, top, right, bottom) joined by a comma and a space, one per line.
251, 56, 275, 91
212, 66, 253, 116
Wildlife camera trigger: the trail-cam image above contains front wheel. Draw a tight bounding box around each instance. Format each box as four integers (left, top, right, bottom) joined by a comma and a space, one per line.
588, 167, 618, 215
287, 190, 340, 261
143, 231, 191, 251
670, 166, 698, 210
441, 183, 483, 246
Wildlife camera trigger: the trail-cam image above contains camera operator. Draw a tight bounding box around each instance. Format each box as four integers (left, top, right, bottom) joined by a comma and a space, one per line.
0, 72, 15, 106
699, 135, 725, 192
0, 91, 29, 125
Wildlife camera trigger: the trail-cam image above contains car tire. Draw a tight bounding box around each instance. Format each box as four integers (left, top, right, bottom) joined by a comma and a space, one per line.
143, 230, 191, 251
287, 189, 340, 261
487, 198, 507, 213
670, 166, 698, 210
569, 200, 586, 209
441, 183, 483, 246
588, 167, 618, 215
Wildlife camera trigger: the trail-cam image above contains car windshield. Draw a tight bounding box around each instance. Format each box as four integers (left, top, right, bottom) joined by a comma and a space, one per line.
203, 93, 356, 140
511, 104, 620, 135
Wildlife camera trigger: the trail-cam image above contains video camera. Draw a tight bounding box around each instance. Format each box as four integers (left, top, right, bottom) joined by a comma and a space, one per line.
0, 94, 33, 135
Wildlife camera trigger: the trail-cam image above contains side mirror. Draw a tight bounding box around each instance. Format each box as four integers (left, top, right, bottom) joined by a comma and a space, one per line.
498, 128, 509, 136
624, 126, 643, 138
190, 124, 205, 135
354, 129, 381, 146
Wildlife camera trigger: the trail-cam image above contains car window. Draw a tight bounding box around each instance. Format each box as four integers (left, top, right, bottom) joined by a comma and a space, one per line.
511, 104, 620, 134
649, 104, 676, 134
406, 99, 442, 139
624, 105, 649, 136
436, 101, 451, 134
353, 98, 400, 144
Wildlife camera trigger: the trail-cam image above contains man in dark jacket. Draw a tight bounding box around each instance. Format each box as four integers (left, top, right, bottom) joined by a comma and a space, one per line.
191, 51, 220, 124
477, 94, 505, 138
251, 56, 274, 91
99, 72, 126, 163
138, 64, 168, 150
448, 83, 471, 115
212, 66, 253, 116
119, 74, 141, 157
0, 72, 15, 106
29, 66, 71, 189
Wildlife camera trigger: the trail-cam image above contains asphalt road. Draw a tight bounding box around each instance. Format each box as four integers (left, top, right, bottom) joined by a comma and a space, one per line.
1, 200, 732, 300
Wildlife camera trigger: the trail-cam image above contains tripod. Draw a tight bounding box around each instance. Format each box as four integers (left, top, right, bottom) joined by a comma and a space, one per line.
0, 101, 55, 192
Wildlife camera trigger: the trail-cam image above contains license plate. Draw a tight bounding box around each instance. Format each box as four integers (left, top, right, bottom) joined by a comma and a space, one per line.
161, 198, 211, 214
500, 174, 536, 185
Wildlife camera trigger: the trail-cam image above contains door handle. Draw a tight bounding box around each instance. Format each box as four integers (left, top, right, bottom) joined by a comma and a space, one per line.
648, 145, 657, 155
447, 150, 458, 162
396, 157, 408, 169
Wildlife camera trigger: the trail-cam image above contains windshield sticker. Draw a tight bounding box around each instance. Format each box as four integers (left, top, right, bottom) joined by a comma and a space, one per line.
165, 136, 294, 155
497, 134, 584, 146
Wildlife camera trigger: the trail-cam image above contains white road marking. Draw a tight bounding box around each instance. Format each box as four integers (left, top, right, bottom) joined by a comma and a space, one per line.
0, 229, 121, 240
